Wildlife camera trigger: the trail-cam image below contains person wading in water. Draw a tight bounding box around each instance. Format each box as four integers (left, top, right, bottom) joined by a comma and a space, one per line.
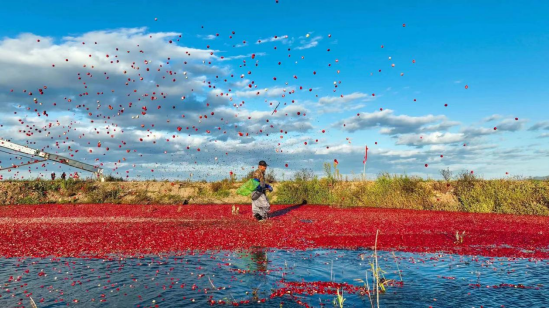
251, 160, 273, 221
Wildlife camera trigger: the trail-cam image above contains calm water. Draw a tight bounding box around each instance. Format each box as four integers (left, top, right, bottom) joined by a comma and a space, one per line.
0, 249, 547, 308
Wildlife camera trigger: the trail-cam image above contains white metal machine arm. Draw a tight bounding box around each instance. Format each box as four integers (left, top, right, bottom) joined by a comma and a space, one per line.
0, 139, 104, 181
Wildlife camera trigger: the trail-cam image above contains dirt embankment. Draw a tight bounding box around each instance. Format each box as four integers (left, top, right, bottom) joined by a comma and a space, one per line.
0, 180, 251, 205
0, 179, 547, 216
0, 180, 452, 206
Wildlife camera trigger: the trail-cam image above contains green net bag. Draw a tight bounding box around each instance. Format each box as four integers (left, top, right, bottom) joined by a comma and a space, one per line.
236, 179, 260, 196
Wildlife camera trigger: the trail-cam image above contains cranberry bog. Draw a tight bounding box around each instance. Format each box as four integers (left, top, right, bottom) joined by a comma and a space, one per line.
0, 204, 548, 307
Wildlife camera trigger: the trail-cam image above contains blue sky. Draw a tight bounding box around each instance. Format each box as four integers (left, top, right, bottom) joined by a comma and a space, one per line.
0, 0, 547, 180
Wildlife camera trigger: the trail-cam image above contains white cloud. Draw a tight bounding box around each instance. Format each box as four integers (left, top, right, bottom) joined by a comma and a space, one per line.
0, 28, 217, 89
483, 114, 502, 122
234, 86, 294, 98
462, 126, 496, 137
0, 27, 546, 181
198, 34, 217, 40
529, 121, 549, 131
396, 132, 465, 146
495, 119, 524, 131
318, 92, 369, 105
295, 35, 322, 50
255, 35, 289, 44
335, 109, 453, 135
219, 52, 266, 61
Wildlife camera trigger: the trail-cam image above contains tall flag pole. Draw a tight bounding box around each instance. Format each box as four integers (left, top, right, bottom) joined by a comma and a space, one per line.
363, 145, 368, 180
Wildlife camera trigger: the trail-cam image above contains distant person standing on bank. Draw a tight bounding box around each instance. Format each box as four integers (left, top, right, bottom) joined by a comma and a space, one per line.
251, 160, 273, 221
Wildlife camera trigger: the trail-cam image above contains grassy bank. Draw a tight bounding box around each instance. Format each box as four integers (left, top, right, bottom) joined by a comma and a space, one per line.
0, 171, 547, 216
275, 173, 548, 216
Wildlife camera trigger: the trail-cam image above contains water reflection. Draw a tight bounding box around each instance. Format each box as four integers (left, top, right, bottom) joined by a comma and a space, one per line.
0, 250, 546, 308
234, 246, 269, 302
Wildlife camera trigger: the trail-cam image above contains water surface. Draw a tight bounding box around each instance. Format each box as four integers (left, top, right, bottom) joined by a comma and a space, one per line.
1, 249, 547, 308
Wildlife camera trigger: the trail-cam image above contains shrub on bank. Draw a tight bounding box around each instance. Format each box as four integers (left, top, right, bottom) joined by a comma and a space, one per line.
274, 172, 548, 216
275, 173, 433, 209
0, 172, 548, 216
454, 176, 548, 215
275, 177, 332, 205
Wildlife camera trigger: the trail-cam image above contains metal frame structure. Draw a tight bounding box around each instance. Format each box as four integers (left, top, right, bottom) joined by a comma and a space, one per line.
0, 139, 104, 181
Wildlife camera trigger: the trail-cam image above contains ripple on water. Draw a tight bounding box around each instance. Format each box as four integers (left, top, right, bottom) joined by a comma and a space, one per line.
0, 249, 547, 308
